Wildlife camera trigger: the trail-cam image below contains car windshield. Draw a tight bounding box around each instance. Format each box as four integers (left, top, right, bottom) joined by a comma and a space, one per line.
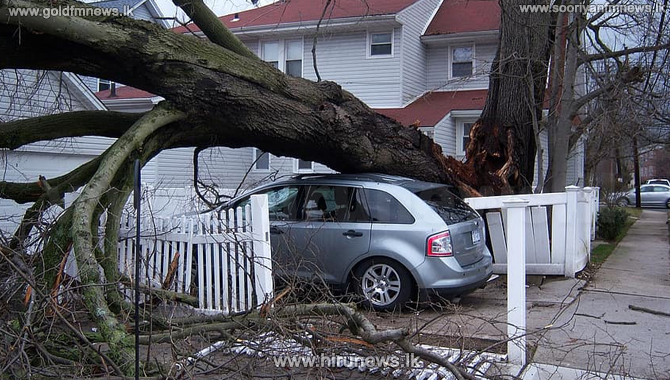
413, 186, 480, 224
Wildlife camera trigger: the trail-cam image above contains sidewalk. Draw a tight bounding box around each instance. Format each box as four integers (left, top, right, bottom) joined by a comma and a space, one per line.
531, 209, 670, 379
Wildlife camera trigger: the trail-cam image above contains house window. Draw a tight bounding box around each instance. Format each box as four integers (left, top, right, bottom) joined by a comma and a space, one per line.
261, 41, 280, 68
261, 39, 302, 77
253, 148, 270, 171
457, 120, 475, 156
285, 40, 302, 77
369, 32, 393, 57
295, 159, 313, 173
451, 46, 473, 77
98, 78, 111, 92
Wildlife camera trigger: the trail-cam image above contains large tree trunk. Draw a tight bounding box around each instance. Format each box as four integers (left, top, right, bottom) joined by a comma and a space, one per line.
465, 0, 552, 194
0, 3, 474, 192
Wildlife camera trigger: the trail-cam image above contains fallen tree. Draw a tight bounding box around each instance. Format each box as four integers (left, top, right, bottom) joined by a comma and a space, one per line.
0, 0, 527, 376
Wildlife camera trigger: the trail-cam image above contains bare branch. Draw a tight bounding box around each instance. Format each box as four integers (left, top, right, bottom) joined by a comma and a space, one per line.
0, 111, 142, 149
171, 0, 257, 59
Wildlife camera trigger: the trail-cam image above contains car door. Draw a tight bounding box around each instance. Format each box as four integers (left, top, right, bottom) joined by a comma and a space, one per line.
284, 185, 372, 285
651, 185, 670, 207
232, 185, 306, 279
639, 185, 654, 206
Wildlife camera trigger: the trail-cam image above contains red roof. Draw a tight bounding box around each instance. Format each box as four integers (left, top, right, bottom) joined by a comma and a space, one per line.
173, 0, 419, 33
376, 90, 487, 126
424, 0, 500, 36
95, 86, 155, 99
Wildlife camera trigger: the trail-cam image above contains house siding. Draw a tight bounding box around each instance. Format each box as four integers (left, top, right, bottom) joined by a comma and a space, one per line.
426, 42, 495, 91
433, 113, 457, 157
397, 0, 441, 104
130, 4, 154, 21
303, 29, 402, 108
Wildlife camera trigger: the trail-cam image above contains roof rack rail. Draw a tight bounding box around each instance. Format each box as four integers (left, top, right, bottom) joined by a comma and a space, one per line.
290, 173, 334, 179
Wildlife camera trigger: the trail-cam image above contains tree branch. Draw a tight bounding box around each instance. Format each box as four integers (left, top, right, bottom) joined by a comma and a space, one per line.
70, 101, 185, 375
0, 111, 143, 149
0, 157, 100, 204
579, 42, 670, 64
171, 0, 257, 59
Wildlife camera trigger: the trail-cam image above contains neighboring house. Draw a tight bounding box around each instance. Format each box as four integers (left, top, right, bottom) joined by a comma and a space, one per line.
0, 0, 167, 234
101, 0, 584, 193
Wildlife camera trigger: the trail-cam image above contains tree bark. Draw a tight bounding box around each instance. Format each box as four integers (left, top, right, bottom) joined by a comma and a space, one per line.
465, 0, 552, 194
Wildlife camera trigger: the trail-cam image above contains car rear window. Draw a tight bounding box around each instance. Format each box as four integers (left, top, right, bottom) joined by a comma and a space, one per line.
414, 186, 480, 224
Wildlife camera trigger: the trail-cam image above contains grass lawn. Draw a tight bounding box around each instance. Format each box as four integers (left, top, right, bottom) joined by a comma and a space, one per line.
590, 207, 642, 265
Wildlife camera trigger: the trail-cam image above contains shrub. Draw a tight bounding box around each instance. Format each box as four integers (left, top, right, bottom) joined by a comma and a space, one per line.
597, 207, 629, 241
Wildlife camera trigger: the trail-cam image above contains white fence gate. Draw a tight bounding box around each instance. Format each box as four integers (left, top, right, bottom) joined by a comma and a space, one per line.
465, 186, 599, 278
118, 194, 272, 314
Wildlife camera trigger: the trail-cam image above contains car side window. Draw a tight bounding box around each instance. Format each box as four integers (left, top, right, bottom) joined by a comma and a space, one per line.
235, 186, 302, 221
654, 186, 668, 192
347, 189, 372, 222
302, 185, 357, 222
363, 189, 415, 224
640, 186, 652, 193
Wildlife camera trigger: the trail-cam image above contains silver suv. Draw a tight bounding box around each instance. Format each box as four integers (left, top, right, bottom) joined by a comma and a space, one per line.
228, 173, 493, 311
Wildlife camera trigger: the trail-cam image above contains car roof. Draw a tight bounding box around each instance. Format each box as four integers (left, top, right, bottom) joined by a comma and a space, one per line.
288, 173, 455, 192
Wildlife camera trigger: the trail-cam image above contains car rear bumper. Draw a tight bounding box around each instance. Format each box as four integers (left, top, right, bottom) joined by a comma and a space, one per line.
413, 248, 493, 298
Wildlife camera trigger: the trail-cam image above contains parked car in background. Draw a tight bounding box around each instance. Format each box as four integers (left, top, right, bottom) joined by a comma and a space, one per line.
617, 184, 670, 208
644, 178, 670, 187
225, 173, 493, 311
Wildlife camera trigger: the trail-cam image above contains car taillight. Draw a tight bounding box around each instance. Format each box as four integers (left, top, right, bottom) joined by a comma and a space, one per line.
427, 231, 452, 257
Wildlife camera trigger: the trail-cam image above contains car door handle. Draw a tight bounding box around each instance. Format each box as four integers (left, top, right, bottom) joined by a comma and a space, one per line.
270, 226, 284, 235
342, 230, 363, 237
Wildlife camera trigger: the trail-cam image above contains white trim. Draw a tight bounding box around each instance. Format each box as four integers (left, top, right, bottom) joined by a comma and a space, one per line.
420, 0, 445, 36
450, 110, 481, 118
61, 72, 107, 110
225, 15, 400, 37
253, 148, 271, 172
367, 30, 395, 58
449, 43, 475, 79
294, 158, 314, 173
455, 118, 477, 156
421, 30, 498, 45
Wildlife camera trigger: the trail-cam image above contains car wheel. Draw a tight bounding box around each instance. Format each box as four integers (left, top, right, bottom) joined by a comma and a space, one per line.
353, 258, 413, 312
617, 198, 629, 207
666, 199, 670, 209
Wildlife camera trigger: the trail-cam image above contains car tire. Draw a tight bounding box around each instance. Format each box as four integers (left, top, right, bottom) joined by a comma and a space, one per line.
666, 199, 670, 209
617, 198, 629, 207
352, 258, 413, 312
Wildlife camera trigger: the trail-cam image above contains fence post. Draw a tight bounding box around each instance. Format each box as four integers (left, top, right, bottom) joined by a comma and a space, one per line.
251, 194, 273, 304
503, 198, 529, 366
565, 186, 580, 278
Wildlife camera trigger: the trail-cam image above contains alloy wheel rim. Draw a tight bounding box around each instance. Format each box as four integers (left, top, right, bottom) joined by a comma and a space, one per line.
361, 264, 402, 306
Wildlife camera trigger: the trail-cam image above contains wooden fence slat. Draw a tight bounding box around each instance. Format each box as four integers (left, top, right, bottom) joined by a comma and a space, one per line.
486, 212, 507, 263
531, 207, 551, 264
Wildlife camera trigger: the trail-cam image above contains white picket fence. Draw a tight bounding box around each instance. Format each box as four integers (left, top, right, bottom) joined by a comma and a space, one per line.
464, 186, 599, 278
117, 194, 272, 314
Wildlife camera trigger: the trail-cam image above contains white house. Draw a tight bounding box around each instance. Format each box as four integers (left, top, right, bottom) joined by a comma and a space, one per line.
97, 0, 584, 192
